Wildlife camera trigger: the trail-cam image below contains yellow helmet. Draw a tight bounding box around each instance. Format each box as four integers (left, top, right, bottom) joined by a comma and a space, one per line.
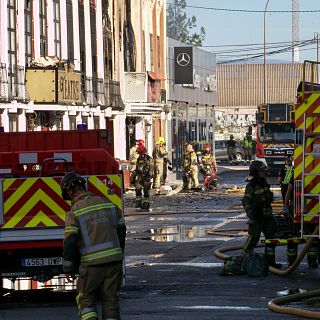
157, 137, 165, 144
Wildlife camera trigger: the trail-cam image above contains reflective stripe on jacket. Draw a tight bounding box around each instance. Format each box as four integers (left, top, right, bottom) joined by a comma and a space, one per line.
64, 192, 123, 267
283, 165, 293, 184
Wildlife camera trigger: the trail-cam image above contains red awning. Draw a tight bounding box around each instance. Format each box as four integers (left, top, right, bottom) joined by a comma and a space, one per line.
147, 71, 165, 81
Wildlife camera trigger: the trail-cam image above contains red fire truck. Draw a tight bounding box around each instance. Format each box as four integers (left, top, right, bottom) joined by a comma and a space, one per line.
255, 103, 295, 175
0, 129, 124, 284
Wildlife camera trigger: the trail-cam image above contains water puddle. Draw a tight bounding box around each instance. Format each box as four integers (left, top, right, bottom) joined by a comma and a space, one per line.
132, 225, 233, 242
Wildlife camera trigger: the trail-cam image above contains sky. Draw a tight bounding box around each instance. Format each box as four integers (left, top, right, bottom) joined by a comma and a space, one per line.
179, 0, 320, 64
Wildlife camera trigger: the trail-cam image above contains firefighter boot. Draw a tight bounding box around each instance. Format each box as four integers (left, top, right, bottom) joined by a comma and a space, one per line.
307, 245, 318, 268
265, 245, 282, 268
287, 243, 298, 267
141, 202, 150, 210
134, 198, 142, 208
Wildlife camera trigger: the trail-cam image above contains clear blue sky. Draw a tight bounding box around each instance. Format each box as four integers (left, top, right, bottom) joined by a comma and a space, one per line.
182, 0, 320, 63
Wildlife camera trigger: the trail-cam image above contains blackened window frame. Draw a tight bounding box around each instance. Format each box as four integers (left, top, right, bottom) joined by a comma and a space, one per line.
53, 0, 61, 58
8, 0, 17, 97
25, 0, 33, 66
39, 0, 48, 57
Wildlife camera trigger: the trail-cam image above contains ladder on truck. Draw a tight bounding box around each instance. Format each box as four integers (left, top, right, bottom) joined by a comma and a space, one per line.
300, 112, 320, 239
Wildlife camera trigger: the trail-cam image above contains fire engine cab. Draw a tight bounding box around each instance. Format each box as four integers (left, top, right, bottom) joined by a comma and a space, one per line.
0, 129, 124, 284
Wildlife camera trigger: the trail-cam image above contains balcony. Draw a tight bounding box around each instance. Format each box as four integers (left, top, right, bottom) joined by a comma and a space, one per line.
122, 72, 165, 104
105, 80, 124, 111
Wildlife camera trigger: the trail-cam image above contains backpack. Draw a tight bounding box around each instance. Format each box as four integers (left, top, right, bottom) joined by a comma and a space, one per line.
220, 252, 268, 277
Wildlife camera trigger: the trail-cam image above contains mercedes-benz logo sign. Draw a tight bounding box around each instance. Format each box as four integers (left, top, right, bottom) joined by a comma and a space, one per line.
176, 53, 191, 67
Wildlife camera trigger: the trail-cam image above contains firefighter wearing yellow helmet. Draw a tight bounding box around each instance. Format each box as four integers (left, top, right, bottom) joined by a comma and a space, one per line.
152, 136, 168, 189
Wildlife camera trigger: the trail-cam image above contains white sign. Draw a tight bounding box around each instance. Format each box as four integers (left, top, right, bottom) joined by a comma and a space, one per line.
313, 144, 320, 158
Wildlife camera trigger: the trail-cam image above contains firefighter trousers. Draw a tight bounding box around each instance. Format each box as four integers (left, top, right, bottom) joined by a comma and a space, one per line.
76, 260, 122, 320
244, 216, 277, 252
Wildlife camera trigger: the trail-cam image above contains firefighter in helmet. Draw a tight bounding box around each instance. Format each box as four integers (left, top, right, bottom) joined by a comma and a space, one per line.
129, 139, 144, 186
227, 134, 237, 165
152, 136, 168, 189
242, 161, 281, 268
200, 143, 217, 178
182, 143, 199, 190
135, 145, 154, 210
61, 172, 126, 320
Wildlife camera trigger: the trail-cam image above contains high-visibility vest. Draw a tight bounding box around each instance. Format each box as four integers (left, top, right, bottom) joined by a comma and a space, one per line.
243, 137, 253, 148
283, 165, 293, 184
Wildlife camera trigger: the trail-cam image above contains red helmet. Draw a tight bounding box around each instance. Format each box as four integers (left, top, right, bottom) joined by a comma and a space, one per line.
204, 144, 212, 152
136, 139, 145, 146
137, 145, 147, 154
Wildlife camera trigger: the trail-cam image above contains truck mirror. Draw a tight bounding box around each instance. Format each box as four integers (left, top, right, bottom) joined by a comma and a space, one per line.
295, 129, 303, 145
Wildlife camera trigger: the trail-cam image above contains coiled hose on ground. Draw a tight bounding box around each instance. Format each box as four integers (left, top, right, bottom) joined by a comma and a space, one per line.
213, 226, 320, 319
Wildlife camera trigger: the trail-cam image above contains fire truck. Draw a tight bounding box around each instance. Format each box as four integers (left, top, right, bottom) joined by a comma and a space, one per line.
0, 129, 124, 284
262, 61, 320, 267
255, 103, 295, 175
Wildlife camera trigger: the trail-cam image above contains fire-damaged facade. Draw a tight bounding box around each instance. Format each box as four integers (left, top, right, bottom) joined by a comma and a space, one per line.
0, 0, 167, 160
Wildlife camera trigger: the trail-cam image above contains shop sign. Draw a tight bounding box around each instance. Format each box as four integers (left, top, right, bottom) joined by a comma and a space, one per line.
58, 70, 81, 104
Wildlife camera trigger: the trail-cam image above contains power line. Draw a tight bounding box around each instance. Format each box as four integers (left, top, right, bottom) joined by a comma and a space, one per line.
166, 3, 320, 13
218, 39, 315, 64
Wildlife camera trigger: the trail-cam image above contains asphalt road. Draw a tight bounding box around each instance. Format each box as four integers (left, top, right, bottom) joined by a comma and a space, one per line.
1, 167, 319, 320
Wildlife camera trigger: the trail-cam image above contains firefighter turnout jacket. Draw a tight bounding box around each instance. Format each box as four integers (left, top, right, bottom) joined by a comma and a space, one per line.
63, 192, 124, 272
242, 177, 273, 220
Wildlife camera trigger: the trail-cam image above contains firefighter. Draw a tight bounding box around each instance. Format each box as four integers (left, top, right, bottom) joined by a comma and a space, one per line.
242, 161, 281, 268
227, 135, 237, 165
135, 145, 154, 210
243, 132, 253, 165
152, 137, 168, 189
61, 172, 126, 320
278, 155, 293, 204
182, 143, 199, 190
162, 142, 172, 185
200, 143, 217, 178
129, 139, 144, 186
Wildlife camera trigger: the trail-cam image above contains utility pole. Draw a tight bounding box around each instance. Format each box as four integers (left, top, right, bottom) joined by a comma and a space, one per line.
264, 0, 270, 104
292, 0, 300, 63
315, 32, 320, 82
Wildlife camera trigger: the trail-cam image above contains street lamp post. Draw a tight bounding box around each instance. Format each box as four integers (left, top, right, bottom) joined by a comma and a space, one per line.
264, 0, 270, 104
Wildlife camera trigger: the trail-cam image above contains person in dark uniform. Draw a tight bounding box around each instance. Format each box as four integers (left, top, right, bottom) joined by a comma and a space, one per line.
242, 160, 281, 268
135, 145, 154, 210
227, 135, 237, 165
278, 156, 293, 204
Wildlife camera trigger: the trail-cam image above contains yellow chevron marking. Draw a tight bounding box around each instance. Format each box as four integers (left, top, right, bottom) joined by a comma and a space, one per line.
4, 178, 38, 212
25, 211, 57, 227
43, 177, 63, 197
296, 94, 320, 121
304, 201, 318, 222
4, 189, 66, 228
3, 179, 17, 192
88, 176, 122, 210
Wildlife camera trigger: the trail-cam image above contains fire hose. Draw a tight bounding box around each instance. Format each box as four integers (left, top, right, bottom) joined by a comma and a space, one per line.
213, 226, 320, 319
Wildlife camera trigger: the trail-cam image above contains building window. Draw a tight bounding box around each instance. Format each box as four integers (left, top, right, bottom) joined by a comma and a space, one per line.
69, 115, 76, 130
93, 116, 99, 129
8, 0, 17, 97
9, 114, 18, 132
25, 0, 33, 66
150, 33, 153, 71
53, 0, 61, 58
39, 0, 47, 56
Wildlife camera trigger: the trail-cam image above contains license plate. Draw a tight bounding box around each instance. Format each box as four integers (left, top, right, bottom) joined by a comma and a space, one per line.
274, 161, 284, 165
22, 257, 63, 267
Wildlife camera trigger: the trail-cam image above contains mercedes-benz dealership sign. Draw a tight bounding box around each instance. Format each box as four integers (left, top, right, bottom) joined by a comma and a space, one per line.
174, 47, 193, 84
